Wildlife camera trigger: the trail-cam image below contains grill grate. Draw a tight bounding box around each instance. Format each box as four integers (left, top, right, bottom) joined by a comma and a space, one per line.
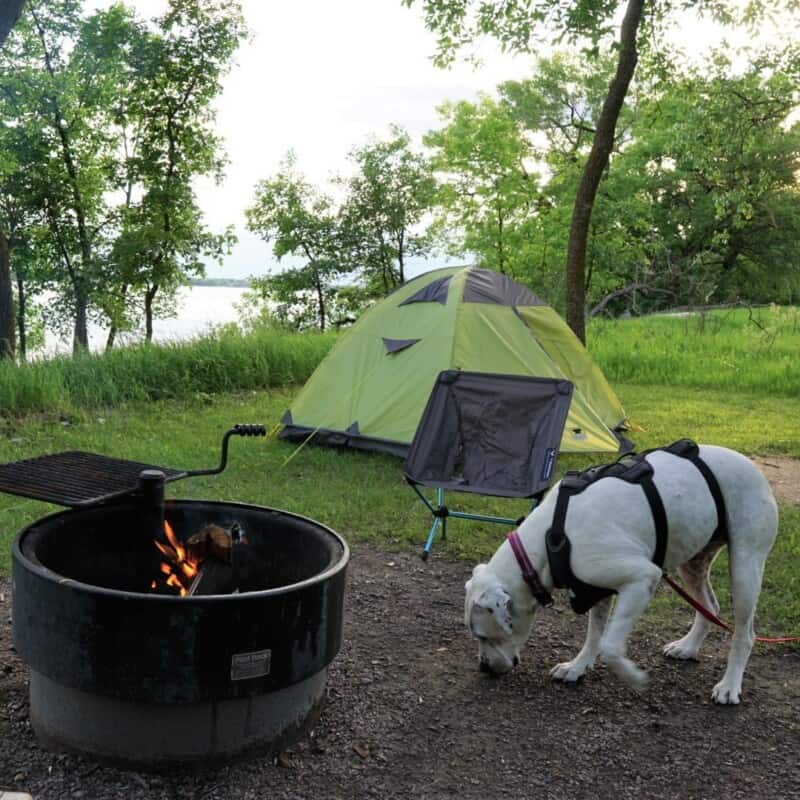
0, 451, 187, 507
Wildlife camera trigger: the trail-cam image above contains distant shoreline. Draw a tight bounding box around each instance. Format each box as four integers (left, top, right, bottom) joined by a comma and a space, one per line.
190, 278, 251, 288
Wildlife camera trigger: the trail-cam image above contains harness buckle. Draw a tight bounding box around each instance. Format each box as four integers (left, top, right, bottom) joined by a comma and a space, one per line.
545, 527, 567, 553
619, 459, 653, 483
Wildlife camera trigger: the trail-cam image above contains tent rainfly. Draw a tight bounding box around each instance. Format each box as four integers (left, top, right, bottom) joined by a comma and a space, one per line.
280, 266, 631, 456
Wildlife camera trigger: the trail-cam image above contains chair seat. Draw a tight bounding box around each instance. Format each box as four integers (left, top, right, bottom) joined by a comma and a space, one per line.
404, 370, 573, 498
405, 371, 573, 558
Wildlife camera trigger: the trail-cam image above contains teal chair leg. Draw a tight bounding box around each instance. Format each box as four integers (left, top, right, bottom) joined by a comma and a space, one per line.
421, 516, 441, 561
411, 480, 543, 560
438, 488, 447, 541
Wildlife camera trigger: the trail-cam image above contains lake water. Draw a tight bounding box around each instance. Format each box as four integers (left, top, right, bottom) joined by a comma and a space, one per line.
43, 286, 250, 355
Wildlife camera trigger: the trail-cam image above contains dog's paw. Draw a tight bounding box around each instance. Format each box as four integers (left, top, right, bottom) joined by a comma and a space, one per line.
663, 638, 701, 661
606, 656, 649, 691
711, 682, 741, 705
550, 660, 591, 684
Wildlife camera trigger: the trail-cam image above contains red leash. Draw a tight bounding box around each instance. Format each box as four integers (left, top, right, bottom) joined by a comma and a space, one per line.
663, 574, 800, 644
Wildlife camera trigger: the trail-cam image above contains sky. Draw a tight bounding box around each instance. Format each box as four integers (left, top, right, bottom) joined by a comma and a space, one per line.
122, 0, 534, 280
119, 0, 794, 281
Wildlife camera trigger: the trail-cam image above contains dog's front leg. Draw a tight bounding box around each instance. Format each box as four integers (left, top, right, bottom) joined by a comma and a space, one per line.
550, 596, 611, 684
600, 566, 662, 690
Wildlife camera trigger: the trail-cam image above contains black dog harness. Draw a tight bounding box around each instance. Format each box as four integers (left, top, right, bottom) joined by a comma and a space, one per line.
545, 439, 728, 614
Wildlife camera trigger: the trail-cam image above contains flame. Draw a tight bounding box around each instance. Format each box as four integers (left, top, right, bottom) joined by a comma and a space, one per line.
152, 520, 198, 597
163, 520, 187, 562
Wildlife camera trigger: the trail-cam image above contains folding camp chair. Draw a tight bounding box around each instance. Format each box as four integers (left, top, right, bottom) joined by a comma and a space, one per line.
404, 370, 573, 559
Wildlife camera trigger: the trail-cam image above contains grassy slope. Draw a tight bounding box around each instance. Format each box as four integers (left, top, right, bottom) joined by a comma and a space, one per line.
590, 305, 800, 397
1, 382, 798, 636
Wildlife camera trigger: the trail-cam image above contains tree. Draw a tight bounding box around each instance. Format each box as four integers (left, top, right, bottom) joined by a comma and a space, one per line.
499, 52, 640, 303
0, 1, 132, 351
404, 0, 797, 342
246, 154, 345, 331
0, 229, 12, 359
109, 0, 245, 343
339, 126, 436, 294
425, 96, 538, 280
590, 49, 800, 313
0, 0, 243, 354
0, 123, 52, 361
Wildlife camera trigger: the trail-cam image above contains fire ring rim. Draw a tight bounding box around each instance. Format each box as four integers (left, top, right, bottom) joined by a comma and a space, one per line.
13, 498, 350, 602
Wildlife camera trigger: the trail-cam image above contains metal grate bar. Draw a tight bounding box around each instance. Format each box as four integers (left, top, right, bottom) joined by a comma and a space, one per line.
0, 451, 186, 507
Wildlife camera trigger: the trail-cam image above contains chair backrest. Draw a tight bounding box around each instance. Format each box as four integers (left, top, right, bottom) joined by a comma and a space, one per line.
403, 371, 573, 498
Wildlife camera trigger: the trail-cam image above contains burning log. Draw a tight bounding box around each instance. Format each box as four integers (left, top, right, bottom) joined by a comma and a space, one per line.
187, 560, 238, 596
186, 524, 234, 565
152, 521, 244, 597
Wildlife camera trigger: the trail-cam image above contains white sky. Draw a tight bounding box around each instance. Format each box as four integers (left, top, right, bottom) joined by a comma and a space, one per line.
119, 1, 794, 280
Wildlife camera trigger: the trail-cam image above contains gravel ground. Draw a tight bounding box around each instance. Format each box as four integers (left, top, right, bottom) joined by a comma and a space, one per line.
2, 543, 799, 800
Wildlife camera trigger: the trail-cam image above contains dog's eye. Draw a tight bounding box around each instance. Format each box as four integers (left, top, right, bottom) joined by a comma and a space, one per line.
475, 635, 488, 642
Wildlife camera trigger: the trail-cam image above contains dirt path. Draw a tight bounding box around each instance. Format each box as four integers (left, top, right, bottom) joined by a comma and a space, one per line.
752, 455, 800, 506
2, 543, 799, 800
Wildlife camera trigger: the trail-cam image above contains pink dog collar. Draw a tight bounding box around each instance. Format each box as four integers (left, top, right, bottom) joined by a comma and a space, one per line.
507, 529, 553, 608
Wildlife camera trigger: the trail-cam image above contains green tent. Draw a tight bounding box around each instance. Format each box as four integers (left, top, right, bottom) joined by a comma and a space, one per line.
281, 266, 629, 456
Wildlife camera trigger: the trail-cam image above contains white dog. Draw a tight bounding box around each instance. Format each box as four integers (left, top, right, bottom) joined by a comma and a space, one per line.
464, 445, 778, 704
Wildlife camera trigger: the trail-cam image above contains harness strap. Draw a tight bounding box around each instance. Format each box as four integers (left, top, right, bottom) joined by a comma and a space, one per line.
661, 439, 728, 542
640, 474, 668, 567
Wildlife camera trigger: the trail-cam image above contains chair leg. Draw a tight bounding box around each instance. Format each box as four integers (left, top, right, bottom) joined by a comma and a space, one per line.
438, 488, 447, 541
421, 516, 441, 561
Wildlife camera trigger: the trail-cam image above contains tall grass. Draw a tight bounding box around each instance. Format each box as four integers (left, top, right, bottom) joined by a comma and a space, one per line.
1, 306, 798, 417
589, 305, 800, 397
0, 324, 337, 416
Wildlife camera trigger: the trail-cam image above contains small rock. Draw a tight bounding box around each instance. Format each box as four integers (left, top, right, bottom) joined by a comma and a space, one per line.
353, 743, 369, 758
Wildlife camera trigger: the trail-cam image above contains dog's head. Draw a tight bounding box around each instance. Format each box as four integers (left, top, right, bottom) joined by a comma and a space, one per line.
464, 563, 535, 676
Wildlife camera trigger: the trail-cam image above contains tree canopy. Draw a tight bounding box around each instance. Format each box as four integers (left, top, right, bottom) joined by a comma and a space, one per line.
403, 0, 800, 342
0, 0, 245, 356
246, 130, 436, 330
422, 47, 800, 313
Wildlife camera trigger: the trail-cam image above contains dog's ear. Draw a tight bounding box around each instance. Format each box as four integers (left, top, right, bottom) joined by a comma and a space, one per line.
477, 585, 514, 637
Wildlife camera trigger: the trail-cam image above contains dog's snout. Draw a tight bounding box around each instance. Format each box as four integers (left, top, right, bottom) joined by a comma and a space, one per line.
512, 655, 520, 667
479, 659, 492, 674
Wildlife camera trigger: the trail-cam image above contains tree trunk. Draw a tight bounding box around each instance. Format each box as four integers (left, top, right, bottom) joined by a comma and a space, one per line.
497, 208, 505, 274
315, 273, 326, 332
397, 230, 406, 283
16, 272, 26, 361
73, 289, 89, 354
564, 0, 644, 344
145, 284, 158, 343
106, 325, 117, 351
0, 229, 14, 359
32, 9, 94, 353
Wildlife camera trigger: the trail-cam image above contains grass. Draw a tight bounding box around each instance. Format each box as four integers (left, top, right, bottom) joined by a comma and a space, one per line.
0, 323, 337, 416
1, 306, 798, 419
589, 305, 800, 397
1, 381, 798, 638
0, 309, 798, 638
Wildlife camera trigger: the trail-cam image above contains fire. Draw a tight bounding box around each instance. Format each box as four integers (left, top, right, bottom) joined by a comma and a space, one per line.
153, 520, 199, 597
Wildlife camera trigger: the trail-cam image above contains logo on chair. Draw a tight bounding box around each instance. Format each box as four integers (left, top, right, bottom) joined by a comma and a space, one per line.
542, 448, 557, 481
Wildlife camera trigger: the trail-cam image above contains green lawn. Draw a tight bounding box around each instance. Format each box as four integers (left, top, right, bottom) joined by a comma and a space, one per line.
1, 381, 798, 637
590, 305, 800, 397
